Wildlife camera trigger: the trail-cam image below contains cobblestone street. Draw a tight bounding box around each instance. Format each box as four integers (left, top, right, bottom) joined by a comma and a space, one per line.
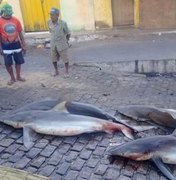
0, 47, 176, 180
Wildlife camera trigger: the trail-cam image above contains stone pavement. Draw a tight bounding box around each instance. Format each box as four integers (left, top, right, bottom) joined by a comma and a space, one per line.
0, 48, 176, 180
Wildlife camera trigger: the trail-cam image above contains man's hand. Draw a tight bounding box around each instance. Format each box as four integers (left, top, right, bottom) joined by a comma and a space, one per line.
22, 46, 26, 54
66, 34, 70, 41
0, 49, 3, 56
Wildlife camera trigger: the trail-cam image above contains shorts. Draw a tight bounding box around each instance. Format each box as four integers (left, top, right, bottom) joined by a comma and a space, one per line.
51, 47, 69, 63
3, 51, 25, 66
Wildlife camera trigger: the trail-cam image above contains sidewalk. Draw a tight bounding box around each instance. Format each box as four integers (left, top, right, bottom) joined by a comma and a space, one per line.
24, 27, 176, 47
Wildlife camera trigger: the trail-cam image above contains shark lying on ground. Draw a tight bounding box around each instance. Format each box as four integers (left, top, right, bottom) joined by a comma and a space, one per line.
108, 132, 176, 180
116, 105, 176, 128
1, 110, 134, 149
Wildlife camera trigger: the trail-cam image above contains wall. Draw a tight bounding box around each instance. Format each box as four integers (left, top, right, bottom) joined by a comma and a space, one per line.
60, 0, 95, 31
93, 0, 112, 28
140, 0, 176, 29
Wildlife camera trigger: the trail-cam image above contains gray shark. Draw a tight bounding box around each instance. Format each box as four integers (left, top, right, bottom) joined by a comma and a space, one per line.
1, 110, 134, 149
116, 105, 176, 128
108, 134, 176, 180
14, 99, 117, 121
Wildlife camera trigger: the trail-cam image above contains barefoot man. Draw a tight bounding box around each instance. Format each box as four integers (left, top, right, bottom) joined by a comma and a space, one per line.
48, 7, 70, 78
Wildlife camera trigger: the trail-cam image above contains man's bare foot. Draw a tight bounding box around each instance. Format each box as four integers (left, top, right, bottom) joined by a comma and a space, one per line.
52, 71, 59, 77
7, 79, 16, 85
17, 77, 26, 82
64, 73, 69, 78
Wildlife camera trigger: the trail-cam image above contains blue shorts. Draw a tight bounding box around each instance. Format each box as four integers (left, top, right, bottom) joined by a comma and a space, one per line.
3, 51, 25, 66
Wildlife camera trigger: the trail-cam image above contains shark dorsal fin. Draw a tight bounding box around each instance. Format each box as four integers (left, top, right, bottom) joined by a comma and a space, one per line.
51, 101, 68, 112
152, 157, 176, 180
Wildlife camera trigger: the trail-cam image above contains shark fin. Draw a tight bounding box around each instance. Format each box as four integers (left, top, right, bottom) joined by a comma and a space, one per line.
23, 126, 36, 149
152, 157, 176, 180
51, 101, 68, 112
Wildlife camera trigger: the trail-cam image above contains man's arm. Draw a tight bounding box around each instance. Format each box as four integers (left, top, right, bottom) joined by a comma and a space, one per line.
19, 31, 26, 53
63, 21, 71, 40
0, 36, 3, 55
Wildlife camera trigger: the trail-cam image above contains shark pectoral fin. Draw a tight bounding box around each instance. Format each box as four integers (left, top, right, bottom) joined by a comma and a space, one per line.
23, 126, 36, 149
152, 157, 176, 180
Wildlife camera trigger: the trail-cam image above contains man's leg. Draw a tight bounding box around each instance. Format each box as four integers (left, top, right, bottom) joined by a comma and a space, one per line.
14, 52, 25, 81
5, 65, 16, 84
15, 64, 25, 81
51, 48, 60, 76
65, 62, 69, 74
4, 54, 16, 85
59, 49, 69, 77
52, 62, 59, 76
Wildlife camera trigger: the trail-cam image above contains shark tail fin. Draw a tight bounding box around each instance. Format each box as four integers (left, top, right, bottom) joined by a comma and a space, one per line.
152, 157, 176, 180
103, 122, 134, 140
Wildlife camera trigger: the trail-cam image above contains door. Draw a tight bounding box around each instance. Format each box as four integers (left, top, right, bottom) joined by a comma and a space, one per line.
20, 0, 60, 32
112, 0, 134, 26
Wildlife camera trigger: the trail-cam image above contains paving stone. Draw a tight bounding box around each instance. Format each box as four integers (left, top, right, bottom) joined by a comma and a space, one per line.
51, 137, 63, 146
40, 145, 56, 157
104, 168, 120, 180
86, 140, 98, 150
48, 150, 62, 165
14, 156, 31, 169
135, 173, 147, 180
121, 164, 134, 177
64, 137, 78, 145
87, 156, 99, 168
71, 158, 85, 171
98, 138, 110, 147
50, 174, 62, 180
9, 131, 22, 139
65, 151, 78, 162
65, 170, 79, 180
71, 143, 85, 152
89, 174, 102, 180
26, 147, 42, 158
35, 139, 49, 148
39, 165, 55, 177
118, 175, 132, 180
25, 167, 38, 174
57, 162, 70, 175
79, 149, 92, 160
8, 151, 25, 163
149, 170, 160, 180
30, 156, 46, 168
0, 146, 5, 154
95, 164, 108, 175
58, 144, 71, 154
2, 127, 14, 135
0, 138, 14, 147
80, 167, 93, 179
1, 153, 11, 159
0, 134, 6, 140
93, 146, 106, 156
5, 143, 20, 154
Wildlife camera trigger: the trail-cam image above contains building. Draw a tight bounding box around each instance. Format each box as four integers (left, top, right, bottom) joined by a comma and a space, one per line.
7, 0, 176, 32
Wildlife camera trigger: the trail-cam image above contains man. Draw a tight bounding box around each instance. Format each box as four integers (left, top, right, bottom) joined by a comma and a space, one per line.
48, 7, 70, 77
0, 4, 26, 85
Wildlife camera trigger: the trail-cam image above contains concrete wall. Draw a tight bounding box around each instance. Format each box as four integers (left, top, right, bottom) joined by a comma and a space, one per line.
94, 0, 112, 28
139, 0, 176, 29
60, 0, 95, 31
